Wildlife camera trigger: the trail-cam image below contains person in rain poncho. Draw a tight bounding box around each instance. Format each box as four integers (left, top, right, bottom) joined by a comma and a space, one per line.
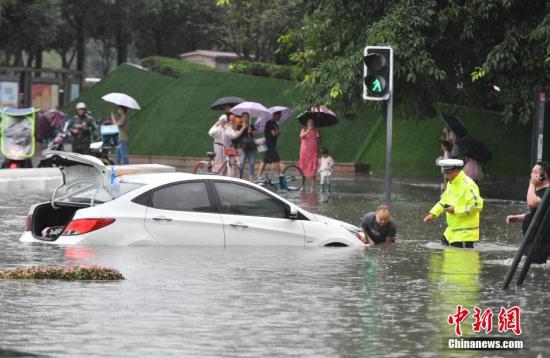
423, 159, 484, 248
208, 114, 237, 170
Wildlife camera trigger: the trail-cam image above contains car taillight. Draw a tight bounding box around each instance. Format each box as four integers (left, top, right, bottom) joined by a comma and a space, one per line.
62, 218, 115, 236
24, 215, 31, 231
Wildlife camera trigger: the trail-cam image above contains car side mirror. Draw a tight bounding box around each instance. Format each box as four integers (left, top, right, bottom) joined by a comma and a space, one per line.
289, 205, 298, 220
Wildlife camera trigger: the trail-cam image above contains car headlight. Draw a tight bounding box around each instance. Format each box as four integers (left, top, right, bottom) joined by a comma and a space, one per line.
342, 225, 365, 243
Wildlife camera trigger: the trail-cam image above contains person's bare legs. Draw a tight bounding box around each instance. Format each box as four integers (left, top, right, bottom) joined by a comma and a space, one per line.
257, 161, 267, 178
308, 176, 317, 192
274, 162, 282, 175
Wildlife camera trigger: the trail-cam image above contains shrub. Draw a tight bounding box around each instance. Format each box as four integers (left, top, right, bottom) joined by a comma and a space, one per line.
0, 265, 125, 280
229, 61, 302, 81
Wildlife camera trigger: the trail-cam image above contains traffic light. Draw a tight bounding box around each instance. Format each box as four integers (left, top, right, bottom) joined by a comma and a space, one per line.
363, 46, 393, 101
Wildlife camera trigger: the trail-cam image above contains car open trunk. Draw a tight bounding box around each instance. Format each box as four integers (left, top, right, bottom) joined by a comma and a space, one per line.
28, 151, 114, 241
30, 202, 89, 241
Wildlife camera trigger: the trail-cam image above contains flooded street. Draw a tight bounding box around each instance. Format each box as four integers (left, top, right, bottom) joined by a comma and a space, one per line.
0, 175, 548, 357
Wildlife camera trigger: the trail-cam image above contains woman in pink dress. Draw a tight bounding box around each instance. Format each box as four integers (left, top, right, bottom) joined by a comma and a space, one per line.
299, 118, 320, 191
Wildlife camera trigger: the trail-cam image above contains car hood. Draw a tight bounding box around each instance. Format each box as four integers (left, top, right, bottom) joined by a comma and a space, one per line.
42, 150, 113, 195
310, 213, 361, 231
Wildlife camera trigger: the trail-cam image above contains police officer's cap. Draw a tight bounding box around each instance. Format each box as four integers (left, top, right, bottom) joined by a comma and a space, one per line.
76, 102, 87, 110
438, 158, 464, 171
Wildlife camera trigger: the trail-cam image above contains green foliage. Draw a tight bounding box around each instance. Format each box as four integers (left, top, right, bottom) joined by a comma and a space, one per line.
228, 60, 302, 81
203, 0, 304, 62
282, 0, 550, 124
0, 265, 125, 280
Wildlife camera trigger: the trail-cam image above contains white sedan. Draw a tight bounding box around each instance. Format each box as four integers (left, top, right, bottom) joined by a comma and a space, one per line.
20, 151, 365, 247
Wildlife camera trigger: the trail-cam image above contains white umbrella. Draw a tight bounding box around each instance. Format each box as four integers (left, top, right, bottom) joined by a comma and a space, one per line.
102, 92, 141, 110
229, 101, 270, 119
255, 106, 292, 133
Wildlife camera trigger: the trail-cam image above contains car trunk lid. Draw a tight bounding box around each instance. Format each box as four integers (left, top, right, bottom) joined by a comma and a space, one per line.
42, 150, 114, 204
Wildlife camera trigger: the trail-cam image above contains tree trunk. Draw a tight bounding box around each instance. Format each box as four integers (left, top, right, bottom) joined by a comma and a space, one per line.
154, 29, 163, 56
13, 50, 23, 66
35, 50, 43, 69
116, 32, 128, 65
26, 51, 34, 67
76, 25, 86, 72
116, 0, 128, 64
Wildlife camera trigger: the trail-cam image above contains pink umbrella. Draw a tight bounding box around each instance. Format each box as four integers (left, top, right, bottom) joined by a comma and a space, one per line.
255, 106, 293, 133
44, 109, 67, 128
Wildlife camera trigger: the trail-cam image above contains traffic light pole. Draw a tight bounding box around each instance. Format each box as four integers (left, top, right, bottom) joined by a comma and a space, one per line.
385, 93, 393, 205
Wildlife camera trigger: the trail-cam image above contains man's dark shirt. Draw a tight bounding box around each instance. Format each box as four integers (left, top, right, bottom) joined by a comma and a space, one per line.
522, 187, 548, 235
360, 212, 397, 244
264, 121, 278, 149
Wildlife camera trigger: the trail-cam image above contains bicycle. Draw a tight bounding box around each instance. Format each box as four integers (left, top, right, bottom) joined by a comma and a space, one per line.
193, 148, 239, 176
255, 165, 305, 191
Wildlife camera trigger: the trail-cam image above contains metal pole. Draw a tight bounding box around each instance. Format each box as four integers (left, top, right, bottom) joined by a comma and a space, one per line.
385, 93, 393, 205
536, 91, 546, 162
531, 91, 546, 167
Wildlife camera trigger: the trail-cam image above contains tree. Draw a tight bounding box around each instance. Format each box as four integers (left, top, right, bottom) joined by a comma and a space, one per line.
280, 0, 550, 123
207, 0, 304, 62
0, 0, 59, 68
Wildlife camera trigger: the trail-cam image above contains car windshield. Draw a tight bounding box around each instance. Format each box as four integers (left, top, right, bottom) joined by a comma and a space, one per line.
56, 181, 144, 204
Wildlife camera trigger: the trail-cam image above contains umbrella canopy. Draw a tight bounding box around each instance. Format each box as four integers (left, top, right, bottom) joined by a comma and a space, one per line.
44, 109, 66, 128
229, 101, 270, 119
102, 93, 141, 110
210, 96, 245, 110
297, 106, 338, 128
456, 136, 492, 163
441, 113, 468, 138
255, 106, 293, 133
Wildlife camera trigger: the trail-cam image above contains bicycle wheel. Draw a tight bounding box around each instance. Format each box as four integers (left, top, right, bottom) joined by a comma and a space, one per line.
193, 161, 212, 174
283, 165, 305, 191
223, 161, 240, 177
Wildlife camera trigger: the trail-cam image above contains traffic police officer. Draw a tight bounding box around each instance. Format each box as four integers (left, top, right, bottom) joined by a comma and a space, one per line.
423, 159, 484, 248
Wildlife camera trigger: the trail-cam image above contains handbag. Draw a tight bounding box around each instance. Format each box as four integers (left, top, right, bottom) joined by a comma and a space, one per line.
241, 133, 257, 152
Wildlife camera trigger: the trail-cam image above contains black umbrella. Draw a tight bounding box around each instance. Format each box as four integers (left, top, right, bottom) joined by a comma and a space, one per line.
210, 96, 245, 110
456, 136, 492, 163
297, 106, 338, 128
441, 113, 468, 138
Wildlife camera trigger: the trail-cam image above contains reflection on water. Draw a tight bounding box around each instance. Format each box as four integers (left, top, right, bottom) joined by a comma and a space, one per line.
0, 175, 548, 357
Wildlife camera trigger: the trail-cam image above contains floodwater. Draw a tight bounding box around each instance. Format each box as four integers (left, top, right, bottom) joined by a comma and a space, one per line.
0, 175, 548, 357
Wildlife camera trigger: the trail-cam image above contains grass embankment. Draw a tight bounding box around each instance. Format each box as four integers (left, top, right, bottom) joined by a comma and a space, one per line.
70, 57, 538, 178
355, 106, 534, 179
68, 62, 378, 164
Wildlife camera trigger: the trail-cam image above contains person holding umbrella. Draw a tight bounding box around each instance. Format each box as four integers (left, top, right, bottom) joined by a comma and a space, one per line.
112, 106, 129, 164
256, 111, 284, 187
298, 118, 320, 191
101, 93, 141, 165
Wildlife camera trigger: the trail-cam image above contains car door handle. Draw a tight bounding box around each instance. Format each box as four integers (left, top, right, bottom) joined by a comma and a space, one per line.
153, 216, 173, 222
229, 222, 248, 229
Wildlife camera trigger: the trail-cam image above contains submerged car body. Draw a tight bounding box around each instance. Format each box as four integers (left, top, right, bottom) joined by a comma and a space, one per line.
20, 151, 365, 247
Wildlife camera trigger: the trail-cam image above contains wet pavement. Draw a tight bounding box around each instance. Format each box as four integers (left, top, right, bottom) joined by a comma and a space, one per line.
0, 174, 548, 357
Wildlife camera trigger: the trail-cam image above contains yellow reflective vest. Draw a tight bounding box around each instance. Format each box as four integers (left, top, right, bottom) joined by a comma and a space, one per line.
429, 170, 483, 243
